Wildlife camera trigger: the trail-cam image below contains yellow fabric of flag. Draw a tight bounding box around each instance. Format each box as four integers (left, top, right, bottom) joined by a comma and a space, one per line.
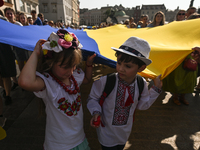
0, 126, 6, 140
85, 19, 200, 79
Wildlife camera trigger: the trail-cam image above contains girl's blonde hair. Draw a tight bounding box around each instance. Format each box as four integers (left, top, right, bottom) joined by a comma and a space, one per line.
19, 12, 29, 26
38, 29, 82, 73
37, 48, 82, 73
151, 11, 165, 26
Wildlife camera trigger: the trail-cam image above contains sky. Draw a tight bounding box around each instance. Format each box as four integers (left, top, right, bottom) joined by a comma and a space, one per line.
79, 0, 200, 11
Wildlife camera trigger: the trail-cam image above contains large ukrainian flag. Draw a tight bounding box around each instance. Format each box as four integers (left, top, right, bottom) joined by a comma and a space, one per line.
0, 18, 200, 79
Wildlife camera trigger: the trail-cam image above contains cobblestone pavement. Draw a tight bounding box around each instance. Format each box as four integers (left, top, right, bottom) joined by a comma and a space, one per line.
0, 65, 200, 150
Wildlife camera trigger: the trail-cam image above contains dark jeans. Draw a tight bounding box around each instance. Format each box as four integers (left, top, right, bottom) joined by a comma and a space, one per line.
101, 144, 125, 150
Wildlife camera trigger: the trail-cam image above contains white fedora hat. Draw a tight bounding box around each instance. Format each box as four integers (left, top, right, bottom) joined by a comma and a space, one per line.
111, 36, 152, 65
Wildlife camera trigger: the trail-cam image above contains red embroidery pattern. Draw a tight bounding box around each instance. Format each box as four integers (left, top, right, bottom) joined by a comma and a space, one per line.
57, 94, 81, 116
49, 72, 80, 94
43, 73, 49, 78
151, 85, 162, 93
112, 78, 135, 125
76, 68, 81, 74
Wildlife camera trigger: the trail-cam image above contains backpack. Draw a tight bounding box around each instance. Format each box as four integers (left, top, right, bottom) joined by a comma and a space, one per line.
99, 73, 144, 107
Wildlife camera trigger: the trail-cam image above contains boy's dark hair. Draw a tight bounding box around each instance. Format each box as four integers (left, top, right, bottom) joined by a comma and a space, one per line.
187, 6, 196, 12
4, 7, 15, 15
38, 13, 43, 18
31, 10, 36, 14
115, 51, 146, 68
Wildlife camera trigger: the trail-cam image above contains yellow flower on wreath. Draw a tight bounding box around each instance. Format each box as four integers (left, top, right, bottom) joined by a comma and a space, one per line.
43, 49, 48, 55
64, 33, 73, 42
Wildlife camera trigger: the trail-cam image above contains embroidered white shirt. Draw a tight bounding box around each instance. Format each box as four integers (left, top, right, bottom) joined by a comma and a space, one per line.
34, 68, 85, 150
87, 73, 161, 147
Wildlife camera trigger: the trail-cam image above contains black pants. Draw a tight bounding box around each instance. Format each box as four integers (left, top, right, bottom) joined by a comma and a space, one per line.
101, 144, 125, 150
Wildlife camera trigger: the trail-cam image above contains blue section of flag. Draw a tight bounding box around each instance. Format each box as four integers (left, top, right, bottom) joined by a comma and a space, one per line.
0, 19, 116, 68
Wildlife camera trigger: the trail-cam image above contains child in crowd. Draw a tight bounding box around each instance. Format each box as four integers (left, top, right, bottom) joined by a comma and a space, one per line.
87, 37, 162, 150
18, 29, 96, 150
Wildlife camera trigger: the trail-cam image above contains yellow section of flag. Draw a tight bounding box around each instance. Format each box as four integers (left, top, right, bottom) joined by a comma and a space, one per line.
85, 19, 200, 79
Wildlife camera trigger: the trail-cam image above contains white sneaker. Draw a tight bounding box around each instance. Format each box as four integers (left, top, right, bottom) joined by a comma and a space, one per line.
0, 116, 7, 127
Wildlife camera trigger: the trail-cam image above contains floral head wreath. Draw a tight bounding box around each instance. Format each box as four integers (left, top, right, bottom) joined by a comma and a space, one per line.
42, 29, 83, 58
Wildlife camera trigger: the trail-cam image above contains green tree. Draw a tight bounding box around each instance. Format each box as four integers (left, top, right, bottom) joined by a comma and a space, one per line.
103, 8, 116, 22
104, 8, 115, 18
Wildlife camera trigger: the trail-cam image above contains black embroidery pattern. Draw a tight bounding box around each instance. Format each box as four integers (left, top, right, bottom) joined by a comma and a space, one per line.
112, 78, 135, 125
151, 85, 162, 94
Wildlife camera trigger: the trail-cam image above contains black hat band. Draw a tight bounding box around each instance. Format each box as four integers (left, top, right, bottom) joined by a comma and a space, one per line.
119, 45, 145, 58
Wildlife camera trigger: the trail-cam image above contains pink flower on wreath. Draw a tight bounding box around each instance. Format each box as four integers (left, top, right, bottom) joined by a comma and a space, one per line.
58, 32, 79, 49
58, 39, 72, 49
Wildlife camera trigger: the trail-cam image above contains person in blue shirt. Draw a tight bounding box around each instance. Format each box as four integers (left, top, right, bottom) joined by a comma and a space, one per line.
33, 13, 44, 25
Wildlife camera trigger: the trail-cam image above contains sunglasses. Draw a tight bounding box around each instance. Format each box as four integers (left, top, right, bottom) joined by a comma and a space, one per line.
178, 13, 185, 16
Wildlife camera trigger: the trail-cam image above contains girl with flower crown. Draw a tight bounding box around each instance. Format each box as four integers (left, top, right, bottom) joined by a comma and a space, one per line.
18, 29, 96, 150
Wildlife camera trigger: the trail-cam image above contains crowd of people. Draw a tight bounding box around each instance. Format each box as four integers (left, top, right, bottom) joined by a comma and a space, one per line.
0, 5, 200, 149
90, 6, 199, 29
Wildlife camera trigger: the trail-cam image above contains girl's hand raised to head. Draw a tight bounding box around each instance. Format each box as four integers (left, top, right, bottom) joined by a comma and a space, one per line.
34, 39, 47, 57
86, 53, 96, 66
153, 74, 163, 89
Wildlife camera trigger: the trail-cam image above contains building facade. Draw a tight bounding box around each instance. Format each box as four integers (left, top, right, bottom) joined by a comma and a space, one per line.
39, 0, 79, 25
80, 6, 112, 26
1, 0, 39, 17
114, 10, 129, 24
71, 0, 79, 25
165, 8, 179, 23
133, 6, 141, 23
79, 8, 88, 25
141, 4, 166, 22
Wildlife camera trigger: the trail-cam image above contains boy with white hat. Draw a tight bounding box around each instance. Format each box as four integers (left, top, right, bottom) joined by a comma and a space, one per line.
87, 36, 162, 150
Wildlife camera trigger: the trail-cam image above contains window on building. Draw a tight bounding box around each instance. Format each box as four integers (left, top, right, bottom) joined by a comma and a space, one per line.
32, 4, 36, 11
27, 3, 31, 13
43, 4, 48, 13
52, 4, 57, 13
19, 0, 25, 12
